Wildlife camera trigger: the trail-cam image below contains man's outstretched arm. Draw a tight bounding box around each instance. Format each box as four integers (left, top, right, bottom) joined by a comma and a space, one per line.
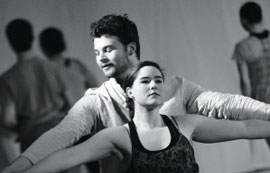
2, 94, 98, 173
194, 91, 270, 120
2, 156, 32, 173
175, 76, 270, 121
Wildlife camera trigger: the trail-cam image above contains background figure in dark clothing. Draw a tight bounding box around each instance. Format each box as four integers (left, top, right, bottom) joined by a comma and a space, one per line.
0, 19, 70, 166
39, 27, 97, 105
232, 1, 270, 148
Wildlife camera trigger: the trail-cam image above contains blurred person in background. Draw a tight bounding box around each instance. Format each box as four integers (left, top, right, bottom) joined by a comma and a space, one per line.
0, 19, 85, 172
232, 1, 270, 148
39, 27, 97, 105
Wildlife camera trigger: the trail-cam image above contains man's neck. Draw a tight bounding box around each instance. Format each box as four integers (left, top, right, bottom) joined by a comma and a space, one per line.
249, 23, 266, 34
115, 68, 132, 89
115, 77, 126, 89
117, 59, 140, 88
17, 50, 35, 62
48, 52, 65, 62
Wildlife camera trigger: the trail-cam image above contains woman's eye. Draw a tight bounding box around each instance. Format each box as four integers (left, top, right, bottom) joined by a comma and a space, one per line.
156, 79, 163, 83
141, 80, 149, 83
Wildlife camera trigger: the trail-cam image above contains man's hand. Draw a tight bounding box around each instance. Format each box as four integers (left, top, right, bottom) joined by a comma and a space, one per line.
1, 166, 14, 173
1, 156, 32, 173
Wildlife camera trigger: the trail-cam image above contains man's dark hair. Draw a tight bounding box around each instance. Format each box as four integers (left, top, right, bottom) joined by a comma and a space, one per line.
90, 14, 140, 59
6, 18, 34, 52
240, 1, 262, 24
39, 27, 66, 56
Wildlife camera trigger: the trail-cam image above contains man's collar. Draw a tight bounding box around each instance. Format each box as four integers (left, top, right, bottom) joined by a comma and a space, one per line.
250, 30, 269, 39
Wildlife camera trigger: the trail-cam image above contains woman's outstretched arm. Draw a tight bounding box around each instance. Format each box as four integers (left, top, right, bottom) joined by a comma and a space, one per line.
22, 127, 126, 173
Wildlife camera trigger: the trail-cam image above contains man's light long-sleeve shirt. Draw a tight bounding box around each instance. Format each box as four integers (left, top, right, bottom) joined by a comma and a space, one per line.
22, 75, 270, 165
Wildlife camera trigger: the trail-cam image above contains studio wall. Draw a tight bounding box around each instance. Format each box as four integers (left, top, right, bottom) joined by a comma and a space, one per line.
1, 0, 270, 172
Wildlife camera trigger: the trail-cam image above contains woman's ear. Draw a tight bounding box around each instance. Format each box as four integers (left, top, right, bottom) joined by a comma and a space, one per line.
126, 87, 134, 99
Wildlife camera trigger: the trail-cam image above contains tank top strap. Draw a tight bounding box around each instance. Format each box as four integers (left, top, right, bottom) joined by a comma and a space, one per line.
128, 119, 143, 150
160, 114, 180, 144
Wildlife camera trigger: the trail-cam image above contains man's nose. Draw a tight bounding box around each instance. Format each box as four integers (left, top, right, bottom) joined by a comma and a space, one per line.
98, 53, 108, 62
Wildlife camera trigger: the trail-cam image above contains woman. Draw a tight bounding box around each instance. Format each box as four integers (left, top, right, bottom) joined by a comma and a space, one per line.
22, 61, 270, 173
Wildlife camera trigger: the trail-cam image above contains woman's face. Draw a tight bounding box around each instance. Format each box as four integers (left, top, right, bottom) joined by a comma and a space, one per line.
127, 66, 164, 109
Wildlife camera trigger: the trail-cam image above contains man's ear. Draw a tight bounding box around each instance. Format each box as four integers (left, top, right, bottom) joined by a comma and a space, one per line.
127, 42, 139, 65
126, 87, 134, 99
127, 42, 136, 56
240, 19, 250, 31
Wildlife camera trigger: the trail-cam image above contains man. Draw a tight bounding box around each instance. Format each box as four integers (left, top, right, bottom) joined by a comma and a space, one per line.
233, 1, 270, 148
4, 14, 270, 173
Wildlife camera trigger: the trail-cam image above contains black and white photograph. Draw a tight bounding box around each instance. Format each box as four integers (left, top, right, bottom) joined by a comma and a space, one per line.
1, 0, 270, 173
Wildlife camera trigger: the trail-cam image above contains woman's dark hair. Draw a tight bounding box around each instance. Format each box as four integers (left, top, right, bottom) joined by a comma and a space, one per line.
123, 61, 164, 90
123, 61, 164, 118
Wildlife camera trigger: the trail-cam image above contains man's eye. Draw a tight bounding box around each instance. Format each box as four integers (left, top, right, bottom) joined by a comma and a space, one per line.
94, 51, 99, 56
141, 80, 149, 83
105, 47, 113, 52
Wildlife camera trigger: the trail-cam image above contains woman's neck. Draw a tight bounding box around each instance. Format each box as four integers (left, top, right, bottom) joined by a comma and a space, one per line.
132, 105, 163, 130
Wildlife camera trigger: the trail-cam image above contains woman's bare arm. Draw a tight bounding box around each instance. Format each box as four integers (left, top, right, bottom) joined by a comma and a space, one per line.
176, 114, 270, 143
22, 127, 126, 173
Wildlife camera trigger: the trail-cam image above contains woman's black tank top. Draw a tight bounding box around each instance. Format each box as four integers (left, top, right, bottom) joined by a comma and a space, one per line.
128, 115, 199, 173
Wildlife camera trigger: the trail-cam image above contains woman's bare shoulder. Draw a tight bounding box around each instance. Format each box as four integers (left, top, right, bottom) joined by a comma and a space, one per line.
100, 125, 131, 146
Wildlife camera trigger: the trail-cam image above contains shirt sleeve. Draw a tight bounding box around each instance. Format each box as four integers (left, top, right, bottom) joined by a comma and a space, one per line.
182, 77, 206, 112
0, 79, 17, 131
232, 44, 243, 62
194, 91, 270, 121
22, 92, 99, 164
160, 76, 205, 115
182, 77, 270, 121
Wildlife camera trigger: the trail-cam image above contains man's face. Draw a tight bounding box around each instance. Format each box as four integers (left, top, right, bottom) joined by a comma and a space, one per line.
94, 35, 131, 78
240, 19, 252, 32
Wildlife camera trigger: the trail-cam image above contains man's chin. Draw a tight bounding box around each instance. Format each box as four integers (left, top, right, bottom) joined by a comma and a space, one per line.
104, 72, 115, 78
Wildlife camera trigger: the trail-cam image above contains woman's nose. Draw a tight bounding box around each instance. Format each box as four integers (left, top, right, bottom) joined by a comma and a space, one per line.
150, 80, 157, 89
